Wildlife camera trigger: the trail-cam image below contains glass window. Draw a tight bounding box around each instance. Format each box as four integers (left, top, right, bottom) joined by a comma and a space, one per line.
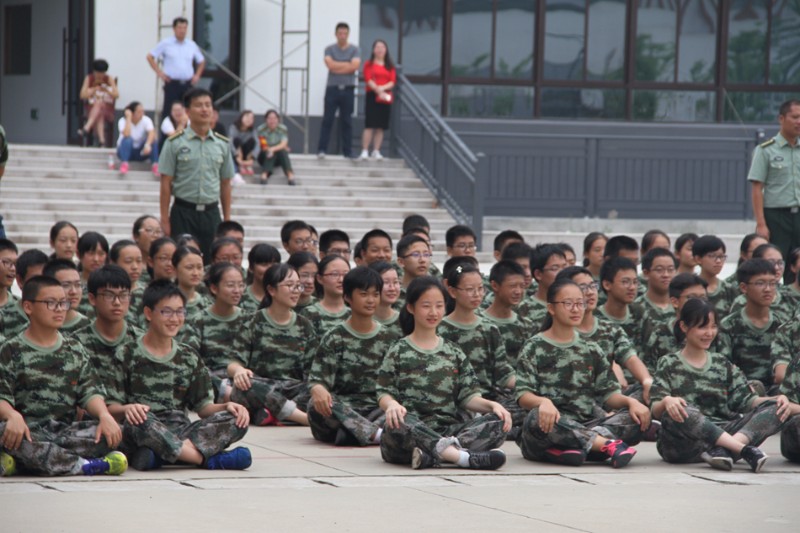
495, 0, 536, 80
635, 1, 676, 82
677, 0, 716, 83
414, 83, 444, 114
769, 2, 800, 85
451, 0, 493, 78
586, 0, 626, 81
360, 0, 400, 66
726, 0, 767, 84
448, 84, 534, 118
723, 92, 791, 123
632, 90, 715, 122
3, 5, 32, 75
544, 0, 586, 80
540, 87, 625, 119
194, 0, 240, 110
401, 1, 444, 76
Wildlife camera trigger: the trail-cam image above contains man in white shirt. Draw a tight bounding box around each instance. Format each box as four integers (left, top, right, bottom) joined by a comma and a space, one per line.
147, 17, 206, 120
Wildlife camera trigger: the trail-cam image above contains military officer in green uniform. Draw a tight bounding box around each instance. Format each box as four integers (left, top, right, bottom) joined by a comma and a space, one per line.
749, 99, 800, 283
159, 88, 234, 264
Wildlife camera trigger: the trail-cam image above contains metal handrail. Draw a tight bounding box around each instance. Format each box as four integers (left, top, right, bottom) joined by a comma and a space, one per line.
391, 71, 487, 247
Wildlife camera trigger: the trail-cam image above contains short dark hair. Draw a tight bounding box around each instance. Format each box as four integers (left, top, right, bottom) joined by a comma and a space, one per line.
556, 265, 593, 283
287, 251, 318, 272
343, 266, 383, 299
171, 246, 203, 269
737, 258, 776, 284
489, 260, 525, 284
642, 248, 677, 271
531, 243, 565, 274
397, 234, 428, 259
445, 225, 476, 248
319, 229, 351, 254
149, 237, 176, 259
335, 22, 350, 32
641, 229, 670, 254
0, 238, 18, 254
692, 235, 726, 257
21, 275, 61, 302
216, 220, 245, 238
555, 242, 576, 259
402, 214, 430, 234
281, 220, 311, 245
600, 256, 637, 284
367, 260, 394, 276
752, 243, 782, 261
77, 231, 109, 258
675, 232, 698, 255
87, 265, 131, 295
110, 239, 138, 263
501, 241, 533, 263
779, 99, 800, 116
183, 87, 213, 108
16, 249, 49, 281
603, 235, 639, 259
669, 273, 707, 300
248, 243, 281, 266
43, 258, 79, 279
211, 237, 243, 261
91, 59, 109, 72
359, 229, 393, 256
142, 279, 186, 311
173, 16, 188, 27
493, 230, 524, 253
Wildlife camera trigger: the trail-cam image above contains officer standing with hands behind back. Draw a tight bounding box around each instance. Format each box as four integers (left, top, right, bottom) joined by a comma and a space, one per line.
749, 99, 800, 283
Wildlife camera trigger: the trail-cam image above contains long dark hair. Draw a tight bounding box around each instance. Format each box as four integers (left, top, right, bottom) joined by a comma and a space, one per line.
369, 39, 395, 71
539, 278, 582, 333
673, 298, 718, 344
260, 263, 295, 309
399, 276, 447, 336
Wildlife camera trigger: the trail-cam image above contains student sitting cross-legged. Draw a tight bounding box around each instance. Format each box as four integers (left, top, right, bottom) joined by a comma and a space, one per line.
377, 276, 512, 470
515, 279, 650, 468
307, 267, 400, 446
0, 275, 126, 477
651, 298, 789, 473
107, 280, 251, 471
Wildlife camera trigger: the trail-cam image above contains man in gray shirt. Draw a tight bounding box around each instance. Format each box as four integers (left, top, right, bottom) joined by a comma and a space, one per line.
317, 22, 361, 159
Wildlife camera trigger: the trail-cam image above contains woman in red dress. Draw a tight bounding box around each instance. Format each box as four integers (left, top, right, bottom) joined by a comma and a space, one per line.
359, 40, 396, 161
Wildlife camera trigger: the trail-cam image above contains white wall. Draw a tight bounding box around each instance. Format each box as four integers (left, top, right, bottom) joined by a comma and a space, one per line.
94, 0, 360, 116
94, 0, 194, 111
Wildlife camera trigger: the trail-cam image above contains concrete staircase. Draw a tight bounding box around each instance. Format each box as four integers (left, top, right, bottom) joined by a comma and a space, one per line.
0, 144, 459, 262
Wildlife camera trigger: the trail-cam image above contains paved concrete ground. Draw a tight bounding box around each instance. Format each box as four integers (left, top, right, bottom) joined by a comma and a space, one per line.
3, 426, 799, 532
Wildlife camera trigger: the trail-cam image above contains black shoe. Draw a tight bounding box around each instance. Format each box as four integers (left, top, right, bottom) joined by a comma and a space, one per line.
334, 427, 358, 447
411, 447, 436, 470
702, 446, 733, 471
740, 445, 768, 473
468, 449, 506, 470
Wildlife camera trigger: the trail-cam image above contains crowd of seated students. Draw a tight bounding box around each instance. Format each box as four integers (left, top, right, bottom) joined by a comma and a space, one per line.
2, 214, 800, 478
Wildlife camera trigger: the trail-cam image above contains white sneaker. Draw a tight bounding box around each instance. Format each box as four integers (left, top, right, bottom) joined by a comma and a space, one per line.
371, 150, 384, 161
317, 152, 326, 160
231, 173, 246, 187
359, 149, 369, 161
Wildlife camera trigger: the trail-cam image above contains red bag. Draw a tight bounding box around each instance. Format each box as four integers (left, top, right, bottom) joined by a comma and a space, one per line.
376, 91, 393, 104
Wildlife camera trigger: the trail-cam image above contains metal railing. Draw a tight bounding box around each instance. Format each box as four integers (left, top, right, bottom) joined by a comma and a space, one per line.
390, 70, 488, 247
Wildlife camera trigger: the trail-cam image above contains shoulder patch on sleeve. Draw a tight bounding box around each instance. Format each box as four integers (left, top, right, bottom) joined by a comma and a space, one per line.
213, 131, 230, 142
760, 138, 776, 148
167, 130, 185, 141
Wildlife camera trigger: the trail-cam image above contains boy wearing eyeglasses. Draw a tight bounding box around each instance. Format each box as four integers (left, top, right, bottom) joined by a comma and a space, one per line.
281, 219, 315, 256
717, 259, 783, 397
445, 225, 477, 259
43, 260, 91, 335
0, 239, 18, 311
692, 235, 738, 317
0, 276, 126, 477
523, 244, 568, 330
396, 235, 431, 291
636, 249, 678, 353
105, 279, 252, 471
598, 257, 645, 342
0, 249, 49, 339
308, 267, 399, 446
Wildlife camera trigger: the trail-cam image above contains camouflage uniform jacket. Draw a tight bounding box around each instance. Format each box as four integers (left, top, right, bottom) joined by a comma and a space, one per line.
717, 307, 781, 386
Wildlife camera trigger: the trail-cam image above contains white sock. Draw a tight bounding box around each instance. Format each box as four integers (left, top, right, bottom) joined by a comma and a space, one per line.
456, 450, 470, 468
371, 428, 383, 444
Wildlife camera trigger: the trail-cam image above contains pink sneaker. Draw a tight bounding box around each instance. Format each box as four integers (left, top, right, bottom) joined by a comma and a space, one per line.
151, 163, 159, 176
119, 162, 129, 175
601, 439, 637, 468
544, 447, 586, 466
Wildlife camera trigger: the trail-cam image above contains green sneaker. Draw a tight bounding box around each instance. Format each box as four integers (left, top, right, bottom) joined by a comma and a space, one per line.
0, 452, 17, 477
82, 451, 128, 476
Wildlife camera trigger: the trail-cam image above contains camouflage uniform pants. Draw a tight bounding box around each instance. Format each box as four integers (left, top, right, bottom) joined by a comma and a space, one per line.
495, 392, 528, 428
780, 415, 800, 463
657, 401, 784, 464
380, 412, 507, 465
517, 408, 643, 462
307, 396, 385, 446
122, 410, 246, 464
230, 376, 311, 421
0, 419, 114, 476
